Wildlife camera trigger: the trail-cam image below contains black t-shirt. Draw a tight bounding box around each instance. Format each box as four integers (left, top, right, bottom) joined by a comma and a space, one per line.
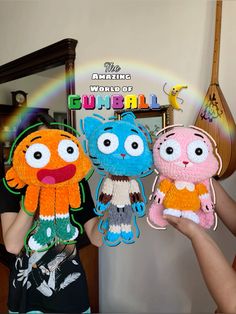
0, 178, 96, 313
0, 178, 96, 225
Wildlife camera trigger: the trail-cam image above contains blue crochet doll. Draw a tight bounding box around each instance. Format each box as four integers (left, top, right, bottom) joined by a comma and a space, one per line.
83, 112, 153, 246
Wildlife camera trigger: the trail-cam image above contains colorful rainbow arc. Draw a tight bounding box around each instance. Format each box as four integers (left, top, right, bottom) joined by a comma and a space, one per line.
1, 58, 233, 141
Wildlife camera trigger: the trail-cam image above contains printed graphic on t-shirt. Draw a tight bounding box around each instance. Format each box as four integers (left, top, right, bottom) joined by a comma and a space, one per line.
14, 247, 81, 297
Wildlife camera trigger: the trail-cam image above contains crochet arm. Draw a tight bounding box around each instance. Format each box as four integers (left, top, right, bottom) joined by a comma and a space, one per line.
129, 179, 143, 204
196, 183, 214, 212
153, 179, 171, 204
129, 179, 145, 217
99, 177, 113, 205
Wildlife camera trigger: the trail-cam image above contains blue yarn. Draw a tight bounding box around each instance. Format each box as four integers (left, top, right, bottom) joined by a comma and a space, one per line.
103, 236, 121, 247
93, 113, 105, 120
140, 169, 154, 178
98, 219, 106, 234
95, 176, 105, 201
80, 119, 85, 134
82, 139, 87, 153
93, 207, 104, 217
83, 115, 153, 176
137, 122, 152, 144
83, 112, 153, 246
122, 238, 135, 245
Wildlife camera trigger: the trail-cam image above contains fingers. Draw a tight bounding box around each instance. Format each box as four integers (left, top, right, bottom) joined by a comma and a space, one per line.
163, 214, 199, 239
163, 215, 181, 227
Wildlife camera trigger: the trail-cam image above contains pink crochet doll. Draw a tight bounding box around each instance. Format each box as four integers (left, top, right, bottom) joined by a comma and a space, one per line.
148, 126, 221, 229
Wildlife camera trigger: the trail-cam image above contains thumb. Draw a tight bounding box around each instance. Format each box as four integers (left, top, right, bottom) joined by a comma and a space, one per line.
163, 215, 181, 227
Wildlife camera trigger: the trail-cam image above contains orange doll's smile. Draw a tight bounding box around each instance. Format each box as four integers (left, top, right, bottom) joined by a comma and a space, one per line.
37, 164, 76, 184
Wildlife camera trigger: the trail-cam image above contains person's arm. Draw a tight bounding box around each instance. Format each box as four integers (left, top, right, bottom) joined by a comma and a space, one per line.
74, 179, 105, 247
212, 179, 236, 236
165, 215, 236, 313
84, 217, 103, 247
1, 209, 34, 255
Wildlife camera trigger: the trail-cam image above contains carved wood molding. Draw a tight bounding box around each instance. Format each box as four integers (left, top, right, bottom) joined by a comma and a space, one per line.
0, 38, 78, 83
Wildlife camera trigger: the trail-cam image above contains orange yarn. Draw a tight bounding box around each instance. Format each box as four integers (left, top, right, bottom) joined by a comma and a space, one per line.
6, 129, 92, 215
160, 179, 208, 211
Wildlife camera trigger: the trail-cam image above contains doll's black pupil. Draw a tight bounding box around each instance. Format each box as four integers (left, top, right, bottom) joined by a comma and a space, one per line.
104, 139, 111, 146
132, 142, 138, 149
67, 147, 74, 154
34, 151, 42, 159
195, 148, 203, 155
166, 147, 173, 154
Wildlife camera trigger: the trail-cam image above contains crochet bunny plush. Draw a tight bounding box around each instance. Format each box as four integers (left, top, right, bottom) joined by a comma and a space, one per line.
148, 126, 220, 229
84, 112, 153, 245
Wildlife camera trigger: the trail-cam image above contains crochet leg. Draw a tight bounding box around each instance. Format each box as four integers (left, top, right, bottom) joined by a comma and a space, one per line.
28, 188, 56, 251
181, 210, 200, 224
148, 202, 168, 227
120, 205, 134, 241
197, 210, 215, 229
55, 187, 78, 242
106, 204, 121, 242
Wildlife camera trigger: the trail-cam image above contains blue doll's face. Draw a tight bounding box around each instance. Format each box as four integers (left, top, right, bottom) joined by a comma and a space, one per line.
85, 118, 152, 176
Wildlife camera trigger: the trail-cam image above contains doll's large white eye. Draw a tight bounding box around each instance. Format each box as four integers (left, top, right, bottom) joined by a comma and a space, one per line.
58, 140, 79, 162
97, 133, 119, 154
124, 135, 144, 156
25, 143, 51, 168
159, 139, 181, 161
187, 140, 208, 163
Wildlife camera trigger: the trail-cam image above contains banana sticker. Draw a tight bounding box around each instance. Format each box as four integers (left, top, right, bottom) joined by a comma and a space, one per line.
163, 83, 188, 111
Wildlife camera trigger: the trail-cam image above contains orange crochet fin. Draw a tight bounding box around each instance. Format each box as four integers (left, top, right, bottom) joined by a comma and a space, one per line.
6, 167, 26, 189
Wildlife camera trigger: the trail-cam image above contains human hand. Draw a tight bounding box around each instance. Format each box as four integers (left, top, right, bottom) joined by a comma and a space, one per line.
163, 214, 205, 240
132, 202, 145, 217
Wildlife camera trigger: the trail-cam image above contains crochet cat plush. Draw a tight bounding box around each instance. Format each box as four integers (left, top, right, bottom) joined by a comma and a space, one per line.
148, 126, 221, 229
6, 128, 92, 251
83, 112, 153, 245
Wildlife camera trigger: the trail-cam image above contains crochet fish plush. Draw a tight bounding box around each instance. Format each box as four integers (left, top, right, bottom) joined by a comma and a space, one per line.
6, 128, 92, 251
83, 112, 153, 245
148, 126, 221, 229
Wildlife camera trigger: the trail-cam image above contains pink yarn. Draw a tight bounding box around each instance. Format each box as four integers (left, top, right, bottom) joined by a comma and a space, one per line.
148, 126, 220, 229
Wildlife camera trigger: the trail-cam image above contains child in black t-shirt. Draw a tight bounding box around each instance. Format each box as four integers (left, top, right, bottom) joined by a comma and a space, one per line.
0, 113, 102, 313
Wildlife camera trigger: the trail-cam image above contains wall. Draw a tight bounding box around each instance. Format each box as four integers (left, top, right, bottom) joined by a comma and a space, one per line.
0, 1, 235, 312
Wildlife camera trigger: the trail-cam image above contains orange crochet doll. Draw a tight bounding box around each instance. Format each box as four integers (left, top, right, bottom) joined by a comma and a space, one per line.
6, 128, 92, 251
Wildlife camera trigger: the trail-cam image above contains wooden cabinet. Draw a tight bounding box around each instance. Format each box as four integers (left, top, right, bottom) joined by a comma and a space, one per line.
0, 105, 49, 178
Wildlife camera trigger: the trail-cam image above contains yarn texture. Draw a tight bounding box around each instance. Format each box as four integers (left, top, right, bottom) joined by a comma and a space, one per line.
6, 129, 92, 251
84, 112, 153, 245
148, 126, 220, 229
